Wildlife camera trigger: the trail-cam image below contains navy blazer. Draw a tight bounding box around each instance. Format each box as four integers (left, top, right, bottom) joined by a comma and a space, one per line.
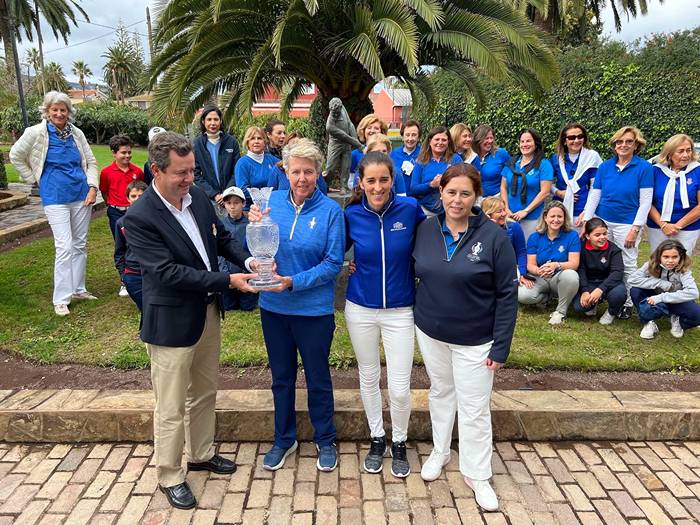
193, 132, 241, 199
123, 184, 251, 347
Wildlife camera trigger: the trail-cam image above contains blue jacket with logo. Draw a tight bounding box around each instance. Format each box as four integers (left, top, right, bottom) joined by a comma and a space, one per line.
412, 209, 518, 362
345, 194, 426, 309
259, 189, 345, 316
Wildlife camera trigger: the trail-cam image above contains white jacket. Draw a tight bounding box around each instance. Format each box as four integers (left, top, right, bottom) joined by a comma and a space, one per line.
628, 262, 699, 304
9, 120, 98, 188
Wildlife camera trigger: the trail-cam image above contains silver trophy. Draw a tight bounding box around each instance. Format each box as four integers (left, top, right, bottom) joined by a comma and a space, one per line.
246, 187, 281, 289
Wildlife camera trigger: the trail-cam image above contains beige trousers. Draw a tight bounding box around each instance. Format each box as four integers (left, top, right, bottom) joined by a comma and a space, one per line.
147, 303, 221, 487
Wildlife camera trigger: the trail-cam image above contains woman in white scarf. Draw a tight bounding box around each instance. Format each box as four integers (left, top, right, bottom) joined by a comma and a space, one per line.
550, 123, 602, 228
647, 134, 700, 254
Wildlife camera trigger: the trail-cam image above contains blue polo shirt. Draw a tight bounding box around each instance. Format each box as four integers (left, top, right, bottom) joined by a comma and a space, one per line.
647, 164, 700, 231
549, 153, 597, 216
409, 156, 462, 213
350, 148, 363, 173
39, 123, 88, 206
441, 220, 467, 259
471, 147, 511, 197
592, 155, 653, 224
527, 229, 581, 266
501, 158, 553, 216
391, 145, 421, 191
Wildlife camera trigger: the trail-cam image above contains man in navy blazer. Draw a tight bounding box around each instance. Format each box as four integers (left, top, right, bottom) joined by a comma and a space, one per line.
124, 132, 256, 510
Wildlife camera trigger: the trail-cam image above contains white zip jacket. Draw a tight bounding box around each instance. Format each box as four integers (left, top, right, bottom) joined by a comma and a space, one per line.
628, 262, 699, 304
9, 120, 98, 188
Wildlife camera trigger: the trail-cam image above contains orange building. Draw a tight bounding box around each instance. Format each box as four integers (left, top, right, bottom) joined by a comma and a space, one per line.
369, 87, 412, 128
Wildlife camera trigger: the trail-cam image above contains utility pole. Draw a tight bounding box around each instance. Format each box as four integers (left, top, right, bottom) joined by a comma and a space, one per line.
146, 6, 154, 64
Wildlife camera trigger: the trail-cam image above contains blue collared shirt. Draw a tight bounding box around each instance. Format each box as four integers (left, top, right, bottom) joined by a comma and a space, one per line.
441, 220, 467, 259
39, 123, 88, 206
592, 155, 653, 224
527, 229, 581, 266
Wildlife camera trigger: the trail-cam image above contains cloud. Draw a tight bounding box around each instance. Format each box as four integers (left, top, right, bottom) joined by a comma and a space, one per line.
600, 0, 699, 43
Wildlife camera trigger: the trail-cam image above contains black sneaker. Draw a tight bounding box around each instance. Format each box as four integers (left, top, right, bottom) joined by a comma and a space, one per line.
617, 306, 632, 320
390, 441, 410, 478
363, 437, 386, 473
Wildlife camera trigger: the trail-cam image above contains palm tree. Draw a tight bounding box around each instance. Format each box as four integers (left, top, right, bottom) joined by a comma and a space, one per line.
103, 45, 139, 104
149, 0, 559, 127
40, 61, 69, 92
71, 59, 91, 100
0, 0, 88, 83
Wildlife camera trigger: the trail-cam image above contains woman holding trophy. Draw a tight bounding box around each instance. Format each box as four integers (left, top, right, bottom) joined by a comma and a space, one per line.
248, 139, 346, 473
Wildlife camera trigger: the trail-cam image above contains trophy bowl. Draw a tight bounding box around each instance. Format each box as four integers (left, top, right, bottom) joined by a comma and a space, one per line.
246, 187, 282, 290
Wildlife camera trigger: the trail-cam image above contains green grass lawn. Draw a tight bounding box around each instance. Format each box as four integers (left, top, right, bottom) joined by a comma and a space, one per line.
2, 144, 149, 184
0, 212, 698, 371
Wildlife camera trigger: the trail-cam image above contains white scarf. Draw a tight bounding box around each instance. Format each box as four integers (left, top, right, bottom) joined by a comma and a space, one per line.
558, 148, 602, 220
659, 161, 699, 221
246, 151, 265, 164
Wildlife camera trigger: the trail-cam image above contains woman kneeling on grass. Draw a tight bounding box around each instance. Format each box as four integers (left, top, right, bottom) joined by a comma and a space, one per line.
344, 151, 425, 477
629, 239, 700, 340
573, 218, 627, 325
518, 201, 581, 325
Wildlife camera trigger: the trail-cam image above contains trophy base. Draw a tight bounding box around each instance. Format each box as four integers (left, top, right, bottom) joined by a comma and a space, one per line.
249, 277, 282, 290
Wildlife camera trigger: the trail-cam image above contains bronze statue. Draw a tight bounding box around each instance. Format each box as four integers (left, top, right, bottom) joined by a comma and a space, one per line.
326, 98, 363, 191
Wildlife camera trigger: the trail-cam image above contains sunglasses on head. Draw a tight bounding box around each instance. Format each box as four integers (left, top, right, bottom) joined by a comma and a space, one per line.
565, 134, 585, 141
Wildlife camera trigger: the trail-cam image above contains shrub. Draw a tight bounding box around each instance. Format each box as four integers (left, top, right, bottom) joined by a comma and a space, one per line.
74, 102, 149, 145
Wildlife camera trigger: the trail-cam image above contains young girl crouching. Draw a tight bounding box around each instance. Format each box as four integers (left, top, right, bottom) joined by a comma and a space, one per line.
628, 240, 700, 339
573, 218, 627, 325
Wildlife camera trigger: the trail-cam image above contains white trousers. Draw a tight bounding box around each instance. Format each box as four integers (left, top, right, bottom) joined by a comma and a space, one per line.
606, 221, 641, 306
519, 219, 538, 241
416, 326, 494, 480
648, 228, 699, 255
345, 301, 414, 442
43, 202, 92, 305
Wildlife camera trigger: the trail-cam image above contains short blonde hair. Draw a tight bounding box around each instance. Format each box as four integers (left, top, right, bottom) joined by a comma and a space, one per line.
481, 196, 505, 216
282, 138, 324, 173
242, 126, 265, 152
356, 114, 388, 143
609, 126, 646, 154
656, 134, 698, 166
40, 91, 75, 122
364, 134, 392, 154
535, 201, 573, 234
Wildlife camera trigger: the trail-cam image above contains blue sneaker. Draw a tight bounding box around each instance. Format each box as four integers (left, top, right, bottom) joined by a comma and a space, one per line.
316, 443, 338, 472
263, 441, 298, 471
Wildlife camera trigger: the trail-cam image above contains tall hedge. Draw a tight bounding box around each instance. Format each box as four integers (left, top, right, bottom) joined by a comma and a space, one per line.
412, 33, 700, 157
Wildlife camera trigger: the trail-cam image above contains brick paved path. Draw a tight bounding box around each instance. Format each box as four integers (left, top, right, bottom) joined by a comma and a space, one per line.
0, 441, 698, 524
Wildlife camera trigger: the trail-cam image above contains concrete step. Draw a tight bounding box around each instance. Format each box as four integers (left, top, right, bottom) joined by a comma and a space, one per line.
0, 389, 697, 443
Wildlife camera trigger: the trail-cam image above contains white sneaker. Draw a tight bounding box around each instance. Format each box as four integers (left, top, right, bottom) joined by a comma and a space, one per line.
54, 304, 70, 316
118, 285, 129, 297
670, 315, 684, 338
599, 310, 615, 325
640, 320, 659, 339
72, 291, 98, 300
420, 450, 450, 481
584, 308, 597, 317
548, 311, 565, 325
464, 477, 499, 511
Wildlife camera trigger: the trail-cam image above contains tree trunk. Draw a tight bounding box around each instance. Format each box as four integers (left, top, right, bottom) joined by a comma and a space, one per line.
34, 1, 46, 93
0, 3, 18, 86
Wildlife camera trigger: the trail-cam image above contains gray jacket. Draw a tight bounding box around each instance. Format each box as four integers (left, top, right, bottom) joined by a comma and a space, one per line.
628, 262, 699, 304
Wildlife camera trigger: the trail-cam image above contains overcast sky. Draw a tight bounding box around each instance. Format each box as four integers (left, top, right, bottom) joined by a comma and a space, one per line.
14, 0, 700, 85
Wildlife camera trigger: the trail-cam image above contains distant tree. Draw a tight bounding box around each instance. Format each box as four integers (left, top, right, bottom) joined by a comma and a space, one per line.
71, 60, 92, 100
39, 62, 69, 93
102, 21, 145, 102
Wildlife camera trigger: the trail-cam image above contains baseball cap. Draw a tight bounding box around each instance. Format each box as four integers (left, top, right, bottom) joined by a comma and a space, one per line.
222, 186, 246, 201
148, 126, 167, 142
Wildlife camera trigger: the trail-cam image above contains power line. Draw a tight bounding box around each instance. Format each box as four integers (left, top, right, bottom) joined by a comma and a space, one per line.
76, 18, 148, 37
42, 19, 146, 55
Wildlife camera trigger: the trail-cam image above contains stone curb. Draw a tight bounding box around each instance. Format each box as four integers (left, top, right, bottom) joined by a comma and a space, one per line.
0, 201, 105, 245
1, 389, 698, 443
